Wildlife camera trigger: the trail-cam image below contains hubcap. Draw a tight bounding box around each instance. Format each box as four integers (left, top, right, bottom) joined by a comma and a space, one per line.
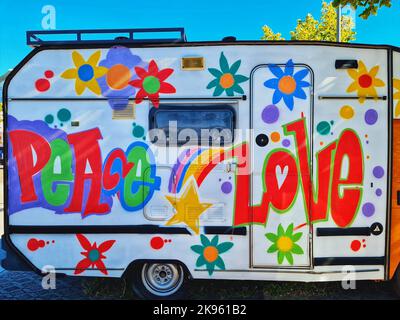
141, 263, 184, 296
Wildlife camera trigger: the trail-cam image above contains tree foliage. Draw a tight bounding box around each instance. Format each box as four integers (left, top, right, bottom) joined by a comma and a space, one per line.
332, 0, 391, 19
261, 1, 356, 42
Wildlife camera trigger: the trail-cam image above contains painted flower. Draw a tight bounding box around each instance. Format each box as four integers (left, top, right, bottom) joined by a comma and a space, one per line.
207, 52, 249, 96
393, 78, 400, 117
74, 234, 115, 275
191, 235, 233, 275
264, 59, 310, 111
346, 60, 385, 103
61, 51, 108, 95
129, 60, 176, 108
97, 46, 147, 110
265, 223, 303, 265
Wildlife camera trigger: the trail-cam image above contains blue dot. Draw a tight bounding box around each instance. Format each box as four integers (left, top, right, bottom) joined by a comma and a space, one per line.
78, 64, 94, 82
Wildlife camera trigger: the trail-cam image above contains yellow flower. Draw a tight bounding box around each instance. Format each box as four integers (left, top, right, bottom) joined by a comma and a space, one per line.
393, 78, 400, 117
346, 60, 385, 103
61, 51, 108, 95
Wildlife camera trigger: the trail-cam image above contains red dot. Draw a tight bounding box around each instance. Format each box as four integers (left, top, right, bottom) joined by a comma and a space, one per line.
38, 240, 46, 248
35, 78, 50, 92
44, 70, 54, 78
52, 240, 55, 244
27, 239, 39, 251
150, 237, 164, 250
351, 240, 361, 252
358, 74, 372, 88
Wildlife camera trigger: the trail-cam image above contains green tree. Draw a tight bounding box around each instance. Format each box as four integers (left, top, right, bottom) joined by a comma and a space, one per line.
261, 1, 356, 42
333, 0, 391, 19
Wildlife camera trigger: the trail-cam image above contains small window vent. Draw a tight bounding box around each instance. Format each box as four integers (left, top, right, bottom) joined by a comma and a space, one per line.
112, 102, 135, 120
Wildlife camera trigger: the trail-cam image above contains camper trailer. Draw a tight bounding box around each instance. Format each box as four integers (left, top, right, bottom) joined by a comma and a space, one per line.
2, 28, 400, 298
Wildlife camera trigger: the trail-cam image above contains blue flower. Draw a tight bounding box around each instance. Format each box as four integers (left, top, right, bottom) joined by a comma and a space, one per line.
263, 59, 310, 111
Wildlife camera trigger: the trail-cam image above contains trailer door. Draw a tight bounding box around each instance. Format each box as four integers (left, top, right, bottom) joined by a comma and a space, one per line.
250, 62, 313, 268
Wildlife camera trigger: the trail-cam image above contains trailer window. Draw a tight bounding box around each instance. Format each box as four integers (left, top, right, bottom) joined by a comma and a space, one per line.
149, 105, 235, 146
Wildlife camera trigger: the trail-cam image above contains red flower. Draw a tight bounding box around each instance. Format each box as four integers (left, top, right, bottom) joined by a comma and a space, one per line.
129, 60, 176, 107
74, 234, 115, 275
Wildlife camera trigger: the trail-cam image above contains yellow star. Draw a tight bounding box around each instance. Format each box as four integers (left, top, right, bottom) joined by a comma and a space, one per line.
165, 179, 212, 234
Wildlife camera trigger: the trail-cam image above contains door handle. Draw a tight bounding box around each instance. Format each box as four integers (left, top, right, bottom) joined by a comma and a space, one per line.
226, 162, 237, 173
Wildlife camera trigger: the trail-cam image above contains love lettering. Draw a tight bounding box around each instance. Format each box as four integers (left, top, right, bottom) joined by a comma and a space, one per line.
233, 117, 363, 228
8, 128, 160, 217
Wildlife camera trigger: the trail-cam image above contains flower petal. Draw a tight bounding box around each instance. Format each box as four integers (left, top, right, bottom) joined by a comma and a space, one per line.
283, 94, 294, 110
74, 258, 91, 275
265, 232, 278, 242
234, 74, 249, 84
217, 242, 233, 254
277, 225, 284, 237
75, 79, 86, 96
229, 60, 241, 74
157, 68, 174, 81
226, 87, 234, 96
129, 79, 143, 88
292, 243, 304, 255
159, 82, 176, 94
347, 69, 359, 80
294, 68, 309, 81
94, 258, 108, 275
191, 245, 204, 254
88, 50, 101, 67
213, 85, 224, 97
72, 51, 85, 68
86, 78, 102, 95
268, 64, 284, 78
76, 234, 92, 251
200, 234, 210, 247
284, 59, 294, 76
369, 65, 379, 77
267, 244, 278, 253
98, 240, 116, 253
233, 84, 244, 94
373, 78, 385, 87
292, 232, 303, 242
211, 235, 219, 247
272, 90, 283, 104
293, 88, 307, 99
215, 256, 225, 270
148, 60, 159, 75
135, 66, 148, 79
346, 82, 358, 93
207, 79, 219, 89
277, 251, 285, 264
264, 78, 279, 89
208, 68, 223, 78
61, 68, 77, 79
219, 52, 230, 73
285, 223, 294, 236
94, 66, 108, 78
285, 252, 294, 265
196, 255, 206, 267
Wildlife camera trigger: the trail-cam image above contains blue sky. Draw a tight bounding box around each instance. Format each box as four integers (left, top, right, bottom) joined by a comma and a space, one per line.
0, 0, 399, 74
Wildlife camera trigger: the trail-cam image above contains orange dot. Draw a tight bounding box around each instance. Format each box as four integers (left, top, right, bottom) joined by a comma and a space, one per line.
365, 134, 368, 138
203, 246, 219, 263
320, 141, 324, 146
106, 64, 132, 90
278, 76, 297, 94
367, 155, 370, 159
270, 132, 281, 142
219, 73, 235, 89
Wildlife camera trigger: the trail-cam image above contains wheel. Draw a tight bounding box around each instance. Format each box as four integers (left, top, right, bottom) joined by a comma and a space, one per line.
392, 266, 400, 297
128, 262, 187, 299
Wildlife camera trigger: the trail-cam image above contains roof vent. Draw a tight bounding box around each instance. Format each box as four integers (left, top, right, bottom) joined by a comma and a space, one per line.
222, 36, 236, 42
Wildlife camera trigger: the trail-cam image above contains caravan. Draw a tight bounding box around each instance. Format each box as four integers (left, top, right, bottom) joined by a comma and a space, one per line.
2, 28, 400, 298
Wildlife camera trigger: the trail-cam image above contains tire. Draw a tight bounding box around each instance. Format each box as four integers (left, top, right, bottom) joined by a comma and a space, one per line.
128, 262, 187, 299
392, 266, 400, 297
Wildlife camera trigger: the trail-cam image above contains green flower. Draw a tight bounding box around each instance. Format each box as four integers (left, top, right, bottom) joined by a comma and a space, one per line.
207, 52, 249, 96
191, 235, 234, 275
265, 223, 304, 265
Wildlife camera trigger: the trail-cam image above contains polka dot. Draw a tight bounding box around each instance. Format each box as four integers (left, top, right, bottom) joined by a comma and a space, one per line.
35, 79, 50, 92
57, 108, 72, 122
44, 70, 54, 78
362, 202, 375, 217
256, 134, 269, 147
262, 105, 280, 124
150, 237, 164, 250
106, 64, 132, 90
78, 64, 94, 82
270, 131, 281, 142
132, 124, 145, 138
375, 188, 382, 197
365, 109, 378, 125
316, 121, 331, 135
319, 141, 324, 146
373, 166, 384, 179
282, 139, 290, 147
45, 114, 54, 124
351, 240, 361, 252
340, 105, 354, 120
221, 181, 232, 194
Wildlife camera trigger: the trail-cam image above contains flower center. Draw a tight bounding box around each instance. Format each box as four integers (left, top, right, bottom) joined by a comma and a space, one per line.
78, 64, 94, 82
277, 236, 293, 252
143, 76, 161, 94
358, 74, 373, 88
203, 246, 219, 263
278, 75, 297, 94
107, 64, 132, 90
219, 73, 235, 89
88, 249, 100, 262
